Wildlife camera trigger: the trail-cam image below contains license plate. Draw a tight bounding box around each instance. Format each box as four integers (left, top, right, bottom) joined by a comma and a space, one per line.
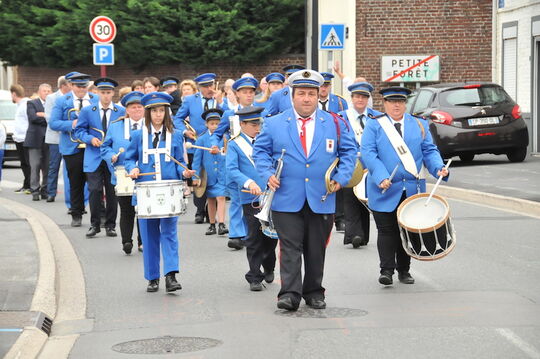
468, 117, 499, 126
4, 143, 16, 150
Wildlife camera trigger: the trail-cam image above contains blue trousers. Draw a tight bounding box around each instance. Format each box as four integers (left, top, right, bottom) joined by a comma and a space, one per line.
47, 144, 62, 197
138, 217, 179, 281
227, 182, 247, 239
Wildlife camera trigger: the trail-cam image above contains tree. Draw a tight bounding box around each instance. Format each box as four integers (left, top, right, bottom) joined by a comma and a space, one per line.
0, 0, 304, 69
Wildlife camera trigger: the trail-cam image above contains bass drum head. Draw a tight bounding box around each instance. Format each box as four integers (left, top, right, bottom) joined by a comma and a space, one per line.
397, 193, 449, 232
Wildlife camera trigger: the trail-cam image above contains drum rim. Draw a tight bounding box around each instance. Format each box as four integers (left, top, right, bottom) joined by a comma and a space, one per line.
135, 179, 183, 188
352, 169, 369, 202
396, 193, 450, 233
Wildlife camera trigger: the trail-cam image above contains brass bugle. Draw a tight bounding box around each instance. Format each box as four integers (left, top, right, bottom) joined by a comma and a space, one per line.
68, 108, 86, 148
183, 120, 198, 140
164, 152, 200, 179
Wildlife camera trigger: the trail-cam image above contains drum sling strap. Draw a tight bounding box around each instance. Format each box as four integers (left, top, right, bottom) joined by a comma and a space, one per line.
142, 125, 171, 181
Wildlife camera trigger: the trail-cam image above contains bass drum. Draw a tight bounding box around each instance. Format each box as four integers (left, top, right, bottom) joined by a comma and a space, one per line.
396, 193, 456, 261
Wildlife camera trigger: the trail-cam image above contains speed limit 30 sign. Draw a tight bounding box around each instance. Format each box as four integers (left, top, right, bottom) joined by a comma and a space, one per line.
89, 16, 117, 43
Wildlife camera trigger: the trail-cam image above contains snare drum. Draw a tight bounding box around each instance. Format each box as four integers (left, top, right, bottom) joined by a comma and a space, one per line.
135, 180, 187, 218
114, 165, 134, 196
396, 193, 456, 261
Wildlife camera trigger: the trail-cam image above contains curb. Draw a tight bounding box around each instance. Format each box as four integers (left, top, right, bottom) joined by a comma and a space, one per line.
426, 184, 540, 219
0, 198, 87, 359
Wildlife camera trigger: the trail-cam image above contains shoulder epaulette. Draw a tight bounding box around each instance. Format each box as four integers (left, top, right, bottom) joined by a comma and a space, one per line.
368, 112, 386, 119
111, 116, 126, 124
335, 94, 346, 101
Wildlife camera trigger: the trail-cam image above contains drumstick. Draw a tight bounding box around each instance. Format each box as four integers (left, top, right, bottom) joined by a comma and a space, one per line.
164, 152, 200, 179
114, 147, 125, 157
381, 164, 400, 194
425, 159, 452, 206
185, 142, 212, 151
125, 171, 160, 177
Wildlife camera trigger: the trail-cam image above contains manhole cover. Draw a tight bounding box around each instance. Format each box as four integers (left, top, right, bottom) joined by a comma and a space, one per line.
275, 307, 368, 318
112, 336, 222, 354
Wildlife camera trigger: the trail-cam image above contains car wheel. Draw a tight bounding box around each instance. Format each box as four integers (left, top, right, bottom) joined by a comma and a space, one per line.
459, 154, 475, 162
506, 147, 527, 163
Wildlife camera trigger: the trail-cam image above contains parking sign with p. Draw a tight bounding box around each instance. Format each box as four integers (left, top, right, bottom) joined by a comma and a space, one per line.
93, 43, 114, 65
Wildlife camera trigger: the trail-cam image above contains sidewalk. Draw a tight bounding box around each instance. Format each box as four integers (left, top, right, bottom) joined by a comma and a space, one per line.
0, 202, 39, 357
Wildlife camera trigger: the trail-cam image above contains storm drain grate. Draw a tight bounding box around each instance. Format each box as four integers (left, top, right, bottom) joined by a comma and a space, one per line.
36, 314, 53, 335
112, 336, 222, 354
275, 307, 368, 318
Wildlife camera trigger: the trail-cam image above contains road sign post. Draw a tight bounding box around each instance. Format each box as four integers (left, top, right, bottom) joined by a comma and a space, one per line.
89, 16, 117, 77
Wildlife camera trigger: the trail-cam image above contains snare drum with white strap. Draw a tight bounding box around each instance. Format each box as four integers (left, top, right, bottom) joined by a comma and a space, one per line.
135, 180, 187, 218
396, 193, 456, 261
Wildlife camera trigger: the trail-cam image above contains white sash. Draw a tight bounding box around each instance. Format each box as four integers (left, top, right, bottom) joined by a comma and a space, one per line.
142, 125, 171, 181
234, 135, 255, 167
347, 109, 363, 145
229, 115, 240, 138
377, 116, 419, 178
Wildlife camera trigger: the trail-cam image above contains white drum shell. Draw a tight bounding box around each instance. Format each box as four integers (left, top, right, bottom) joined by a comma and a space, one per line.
114, 165, 135, 196
135, 180, 187, 218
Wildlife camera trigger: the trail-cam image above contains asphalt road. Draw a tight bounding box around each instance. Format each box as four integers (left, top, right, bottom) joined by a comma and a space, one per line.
1, 160, 540, 358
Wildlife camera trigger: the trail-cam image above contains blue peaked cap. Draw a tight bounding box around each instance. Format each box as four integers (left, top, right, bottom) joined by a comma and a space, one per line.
121, 91, 144, 107
141, 92, 173, 108
348, 82, 374, 96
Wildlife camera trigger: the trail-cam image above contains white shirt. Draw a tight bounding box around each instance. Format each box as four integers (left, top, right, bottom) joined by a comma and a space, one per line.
293, 108, 317, 155
389, 115, 405, 136
72, 91, 91, 110
99, 102, 114, 127
13, 98, 29, 143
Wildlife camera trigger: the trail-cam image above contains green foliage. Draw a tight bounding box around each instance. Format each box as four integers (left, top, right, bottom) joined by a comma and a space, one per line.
0, 0, 304, 69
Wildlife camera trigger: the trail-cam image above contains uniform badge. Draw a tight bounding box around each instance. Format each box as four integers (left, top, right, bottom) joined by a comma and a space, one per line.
326, 139, 334, 153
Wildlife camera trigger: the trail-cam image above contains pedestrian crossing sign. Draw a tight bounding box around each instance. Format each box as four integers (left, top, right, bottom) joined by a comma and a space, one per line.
319, 24, 345, 50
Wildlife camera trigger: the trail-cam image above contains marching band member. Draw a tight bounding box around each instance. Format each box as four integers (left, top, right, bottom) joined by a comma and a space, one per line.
253, 70, 356, 311
264, 65, 305, 116
338, 81, 382, 248
254, 72, 285, 109
74, 78, 125, 238
50, 72, 99, 227
174, 73, 223, 224
318, 72, 349, 233
124, 92, 195, 293
160, 76, 182, 115
361, 86, 448, 286
101, 91, 145, 254
214, 77, 262, 250
192, 109, 228, 236
226, 106, 278, 291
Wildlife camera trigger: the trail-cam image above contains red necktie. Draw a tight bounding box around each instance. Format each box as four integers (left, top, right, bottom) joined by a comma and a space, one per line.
298, 117, 311, 155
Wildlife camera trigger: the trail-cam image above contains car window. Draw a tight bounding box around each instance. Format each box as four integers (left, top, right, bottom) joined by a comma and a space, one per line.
0, 100, 16, 121
406, 93, 417, 113
411, 90, 433, 114
440, 86, 512, 107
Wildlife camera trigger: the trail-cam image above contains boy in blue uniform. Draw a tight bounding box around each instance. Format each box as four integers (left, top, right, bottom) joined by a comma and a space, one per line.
101, 91, 145, 254
192, 109, 228, 236
338, 81, 382, 248
253, 70, 357, 311
125, 92, 196, 293
361, 86, 449, 286
226, 106, 278, 291
264, 65, 305, 116
74, 77, 125, 238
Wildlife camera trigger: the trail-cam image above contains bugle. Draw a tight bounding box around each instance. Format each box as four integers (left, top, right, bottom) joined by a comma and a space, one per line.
90, 127, 105, 146
68, 108, 86, 148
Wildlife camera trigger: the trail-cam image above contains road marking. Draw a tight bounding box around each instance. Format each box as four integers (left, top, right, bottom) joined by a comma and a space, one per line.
496, 328, 540, 359
0, 328, 23, 332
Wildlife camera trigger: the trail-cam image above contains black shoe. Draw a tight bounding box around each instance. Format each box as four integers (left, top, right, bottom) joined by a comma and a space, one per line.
249, 282, 263, 291
106, 228, 117, 237
123, 242, 133, 254
343, 237, 352, 245
138, 245, 143, 253
352, 235, 362, 248
41, 193, 48, 200
335, 221, 345, 232
379, 271, 393, 285
68, 208, 73, 215
277, 297, 299, 311
227, 238, 244, 250
217, 223, 229, 235
165, 272, 182, 292
86, 226, 100, 237
147, 279, 159, 292
360, 238, 369, 246
71, 215, 82, 227
305, 298, 326, 309
398, 272, 415, 284
32, 193, 40, 201
194, 215, 204, 224
205, 224, 216, 235
46, 196, 55, 203
264, 271, 274, 284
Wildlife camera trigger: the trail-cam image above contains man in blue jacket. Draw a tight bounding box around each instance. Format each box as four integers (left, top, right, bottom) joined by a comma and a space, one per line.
74, 78, 125, 237
361, 86, 449, 286
253, 69, 357, 311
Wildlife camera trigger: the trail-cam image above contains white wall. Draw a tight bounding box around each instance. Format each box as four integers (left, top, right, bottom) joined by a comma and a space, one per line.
495, 0, 540, 112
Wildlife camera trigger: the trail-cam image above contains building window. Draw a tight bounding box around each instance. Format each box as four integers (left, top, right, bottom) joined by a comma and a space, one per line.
502, 22, 518, 101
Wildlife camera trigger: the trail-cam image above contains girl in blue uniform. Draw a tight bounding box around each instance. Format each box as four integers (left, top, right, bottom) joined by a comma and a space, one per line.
124, 92, 195, 293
